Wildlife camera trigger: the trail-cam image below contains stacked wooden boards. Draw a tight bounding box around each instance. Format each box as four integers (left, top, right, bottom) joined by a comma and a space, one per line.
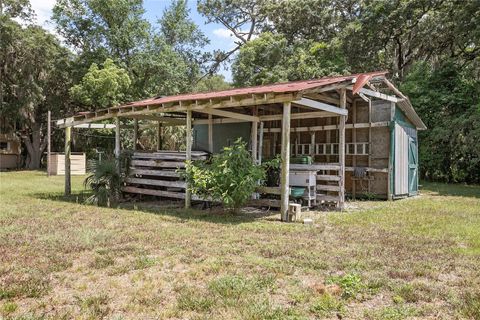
48, 153, 86, 175
123, 151, 209, 200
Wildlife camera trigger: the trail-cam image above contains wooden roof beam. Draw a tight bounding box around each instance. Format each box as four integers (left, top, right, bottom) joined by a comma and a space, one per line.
304, 93, 340, 106
73, 123, 116, 129
306, 82, 350, 94
56, 93, 299, 128
260, 111, 336, 121
293, 98, 348, 116
346, 86, 400, 103
195, 108, 260, 122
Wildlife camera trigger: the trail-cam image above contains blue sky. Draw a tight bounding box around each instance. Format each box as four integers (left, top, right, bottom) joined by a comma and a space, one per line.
29, 0, 236, 81
143, 0, 236, 80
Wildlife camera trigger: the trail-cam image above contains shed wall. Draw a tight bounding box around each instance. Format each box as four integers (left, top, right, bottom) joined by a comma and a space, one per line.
193, 122, 251, 153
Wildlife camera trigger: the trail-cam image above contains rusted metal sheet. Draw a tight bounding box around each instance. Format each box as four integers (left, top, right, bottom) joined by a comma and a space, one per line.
70, 71, 388, 118
352, 74, 373, 95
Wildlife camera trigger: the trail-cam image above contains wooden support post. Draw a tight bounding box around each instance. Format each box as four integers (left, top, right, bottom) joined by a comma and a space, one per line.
339, 89, 346, 210
133, 119, 138, 151
326, 117, 331, 163
185, 109, 192, 209
156, 121, 162, 151
115, 117, 121, 159
47, 110, 51, 177
272, 132, 277, 157
251, 107, 258, 163
352, 100, 357, 199
388, 102, 395, 201
208, 114, 213, 153
310, 132, 316, 158
280, 101, 291, 221
368, 98, 372, 193
64, 126, 71, 196
258, 122, 264, 164
294, 132, 299, 156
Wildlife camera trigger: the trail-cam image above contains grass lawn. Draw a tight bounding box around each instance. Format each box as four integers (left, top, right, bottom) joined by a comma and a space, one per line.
0, 171, 479, 319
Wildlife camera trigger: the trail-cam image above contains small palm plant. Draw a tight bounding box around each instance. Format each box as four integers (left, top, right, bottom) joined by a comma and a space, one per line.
84, 158, 123, 207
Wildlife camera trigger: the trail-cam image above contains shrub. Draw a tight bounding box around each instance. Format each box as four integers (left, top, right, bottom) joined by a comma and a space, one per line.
84, 156, 126, 207
182, 139, 269, 212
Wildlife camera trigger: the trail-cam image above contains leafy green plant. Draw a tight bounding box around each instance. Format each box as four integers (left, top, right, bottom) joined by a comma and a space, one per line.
310, 293, 344, 317
182, 139, 268, 212
327, 273, 363, 300
84, 157, 123, 207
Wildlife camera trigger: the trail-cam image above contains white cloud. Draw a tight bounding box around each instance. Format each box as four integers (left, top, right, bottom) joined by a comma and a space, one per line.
212, 27, 257, 41
30, 0, 57, 33
212, 28, 235, 39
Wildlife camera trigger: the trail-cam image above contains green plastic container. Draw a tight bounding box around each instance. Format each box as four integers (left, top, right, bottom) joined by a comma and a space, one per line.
290, 156, 312, 165
290, 186, 306, 198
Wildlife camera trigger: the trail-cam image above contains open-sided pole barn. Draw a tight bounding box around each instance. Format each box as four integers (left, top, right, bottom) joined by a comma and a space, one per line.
56, 71, 426, 220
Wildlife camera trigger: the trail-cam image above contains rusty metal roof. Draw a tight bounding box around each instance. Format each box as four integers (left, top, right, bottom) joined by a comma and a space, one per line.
120, 71, 388, 109
59, 71, 426, 130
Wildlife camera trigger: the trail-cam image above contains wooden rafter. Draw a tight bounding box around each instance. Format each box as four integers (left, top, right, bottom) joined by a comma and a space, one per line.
293, 98, 348, 116
259, 111, 336, 122
346, 85, 400, 103
56, 92, 298, 128
195, 108, 259, 122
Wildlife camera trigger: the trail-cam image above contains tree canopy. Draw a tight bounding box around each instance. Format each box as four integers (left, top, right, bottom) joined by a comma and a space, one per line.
70, 58, 131, 109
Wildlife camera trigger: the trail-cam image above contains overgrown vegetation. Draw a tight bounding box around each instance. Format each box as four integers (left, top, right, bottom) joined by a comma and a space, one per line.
1, 172, 479, 318
182, 139, 269, 212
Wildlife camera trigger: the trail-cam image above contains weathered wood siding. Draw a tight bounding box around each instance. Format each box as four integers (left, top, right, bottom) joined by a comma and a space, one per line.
48, 153, 86, 175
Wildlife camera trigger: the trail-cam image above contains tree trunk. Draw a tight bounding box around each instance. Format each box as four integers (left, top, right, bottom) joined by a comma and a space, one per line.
22, 122, 47, 169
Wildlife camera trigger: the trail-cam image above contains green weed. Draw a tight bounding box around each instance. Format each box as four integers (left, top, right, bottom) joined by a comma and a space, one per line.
462, 291, 480, 320
310, 293, 344, 317
76, 293, 110, 319
327, 273, 363, 299
177, 287, 214, 312
1, 301, 18, 315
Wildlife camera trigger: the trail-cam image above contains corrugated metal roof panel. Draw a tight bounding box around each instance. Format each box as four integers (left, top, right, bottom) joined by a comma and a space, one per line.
116, 71, 388, 109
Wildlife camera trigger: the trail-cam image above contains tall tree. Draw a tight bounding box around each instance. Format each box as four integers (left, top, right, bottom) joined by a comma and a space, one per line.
232, 33, 349, 86
197, 0, 266, 74
70, 58, 131, 109
401, 60, 480, 183
52, 0, 150, 67
158, 0, 210, 88
0, 17, 73, 168
53, 0, 208, 99
338, 0, 480, 78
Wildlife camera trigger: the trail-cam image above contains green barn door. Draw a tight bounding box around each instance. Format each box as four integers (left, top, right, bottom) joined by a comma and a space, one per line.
408, 137, 418, 195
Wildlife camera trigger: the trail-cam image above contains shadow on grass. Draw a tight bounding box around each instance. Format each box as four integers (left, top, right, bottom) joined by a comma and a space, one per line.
32, 191, 279, 225
421, 181, 480, 198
